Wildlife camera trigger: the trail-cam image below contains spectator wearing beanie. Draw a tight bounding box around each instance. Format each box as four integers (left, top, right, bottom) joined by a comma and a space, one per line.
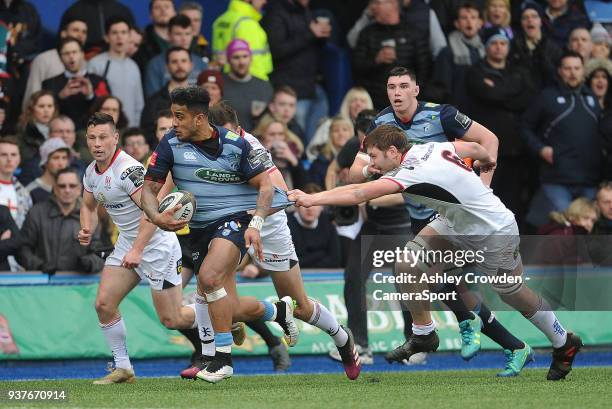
26, 138, 71, 205
222, 39, 273, 132
197, 70, 223, 106
591, 23, 611, 60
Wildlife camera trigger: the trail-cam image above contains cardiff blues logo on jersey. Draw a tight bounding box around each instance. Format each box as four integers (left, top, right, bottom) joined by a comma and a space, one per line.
194, 168, 242, 184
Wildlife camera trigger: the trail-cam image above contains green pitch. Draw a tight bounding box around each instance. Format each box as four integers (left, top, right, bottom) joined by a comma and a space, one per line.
2, 368, 611, 409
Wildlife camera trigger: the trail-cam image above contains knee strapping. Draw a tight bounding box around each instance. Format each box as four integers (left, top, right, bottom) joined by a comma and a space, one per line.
205, 287, 227, 302
402, 237, 434, 273
492, 279, 523, 296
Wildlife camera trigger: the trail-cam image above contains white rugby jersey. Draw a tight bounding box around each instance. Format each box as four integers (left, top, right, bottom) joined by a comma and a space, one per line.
83, 149, 164, 241
381, 142, 515, 235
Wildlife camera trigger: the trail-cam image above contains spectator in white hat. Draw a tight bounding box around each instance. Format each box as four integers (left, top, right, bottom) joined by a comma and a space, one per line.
25, 138, 71, 204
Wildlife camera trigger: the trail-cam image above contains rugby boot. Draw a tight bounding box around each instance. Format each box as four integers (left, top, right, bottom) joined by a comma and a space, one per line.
497, 344, 534, 377
93, 363, 136, 384
196, 352, 233, 383
336, 326, 361, 380
459, 314, 483, 360
385, 331, 439, 363
547, 333, 583, 381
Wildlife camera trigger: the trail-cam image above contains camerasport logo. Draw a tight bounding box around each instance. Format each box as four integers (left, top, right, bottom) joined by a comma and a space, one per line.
194, 168, 242, 184
0, 314, 19, 355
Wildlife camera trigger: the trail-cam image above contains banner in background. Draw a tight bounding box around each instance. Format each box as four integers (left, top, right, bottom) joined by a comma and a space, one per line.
1, 281, 611, 360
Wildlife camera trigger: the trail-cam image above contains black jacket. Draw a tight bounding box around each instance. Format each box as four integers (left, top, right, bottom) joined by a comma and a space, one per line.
0, 205, 22, 271
42, 73, 110, 130
353, 21, 430, 110
522, 83, 601, 186
466, 59, 536, 157
133, 24, 168, 78
287, 211, 341, 268
17, 196, 104, 273
60, 0, 135, 52
18, 121, 46, 163
261, 0, 324, 99
510, 32, 562, 92
428, 42, 481, 111
542, 0, 591, 48
600, 108, 612, 181
0, 0, 41, 65
140, 84, 171, 147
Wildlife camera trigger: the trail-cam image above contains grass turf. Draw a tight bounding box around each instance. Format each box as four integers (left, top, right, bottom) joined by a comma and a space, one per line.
1, 368, 611, 409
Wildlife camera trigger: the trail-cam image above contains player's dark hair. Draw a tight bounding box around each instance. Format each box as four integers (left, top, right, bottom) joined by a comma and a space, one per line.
168, 14, 192, 32
455, 1, 482, 20
355, 109, 378, 134
105, 15, 131, 34
87, 112, 116, 131
165, 46, 191, 64
364, 124, 411, 153
57, 36, 83, 54
208, 101, 239, 128
559, 50, 584, 66
302, 183, 322, 194
387, 66, 417, 84
122, 128, 147, 145
170, 86, 210, 115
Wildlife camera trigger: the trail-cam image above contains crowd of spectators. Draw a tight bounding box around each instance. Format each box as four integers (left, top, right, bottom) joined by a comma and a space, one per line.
0, 0, 610, 275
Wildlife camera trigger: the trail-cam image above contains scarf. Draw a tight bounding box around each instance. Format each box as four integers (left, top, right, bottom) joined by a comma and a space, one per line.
448, 31, 485, 66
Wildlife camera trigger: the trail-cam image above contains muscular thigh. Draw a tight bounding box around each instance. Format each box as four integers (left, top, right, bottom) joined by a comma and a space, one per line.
151, 285, 183, 318
97, 265, 141, 306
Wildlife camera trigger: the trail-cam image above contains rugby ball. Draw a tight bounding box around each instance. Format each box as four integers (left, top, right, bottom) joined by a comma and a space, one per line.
158, 190, 196, 221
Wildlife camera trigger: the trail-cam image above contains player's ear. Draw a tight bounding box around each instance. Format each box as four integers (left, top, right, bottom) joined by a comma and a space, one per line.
413, 84, 420, 97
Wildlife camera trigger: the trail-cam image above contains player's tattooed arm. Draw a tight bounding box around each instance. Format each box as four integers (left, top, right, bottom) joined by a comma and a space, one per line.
248, 171, 274, 219
141, 179, 164, 222
142, 178, 187, 232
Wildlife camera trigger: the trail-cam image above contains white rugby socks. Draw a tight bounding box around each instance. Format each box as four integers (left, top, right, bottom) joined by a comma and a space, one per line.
100, 317, 131, 370
195, 294, 216, 356
308, 301, 348, 347
412, 321, 436, 336
527, 310, 568, 348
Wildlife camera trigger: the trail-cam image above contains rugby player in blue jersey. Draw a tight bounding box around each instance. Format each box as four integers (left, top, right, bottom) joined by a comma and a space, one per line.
142, 87, 298, 383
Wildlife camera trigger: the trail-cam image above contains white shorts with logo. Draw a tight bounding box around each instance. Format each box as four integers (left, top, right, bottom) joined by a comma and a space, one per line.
106, 231, 183, 291
248, 210, 298, 272
427, 216, 521, 276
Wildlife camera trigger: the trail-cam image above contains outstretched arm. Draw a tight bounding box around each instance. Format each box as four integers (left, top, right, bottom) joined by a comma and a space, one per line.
289, 179, 401, 208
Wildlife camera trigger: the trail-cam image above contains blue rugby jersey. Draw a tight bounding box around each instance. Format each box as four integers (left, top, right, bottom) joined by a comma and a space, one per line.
367, 101, 474, 220
145, 125, 292, 228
